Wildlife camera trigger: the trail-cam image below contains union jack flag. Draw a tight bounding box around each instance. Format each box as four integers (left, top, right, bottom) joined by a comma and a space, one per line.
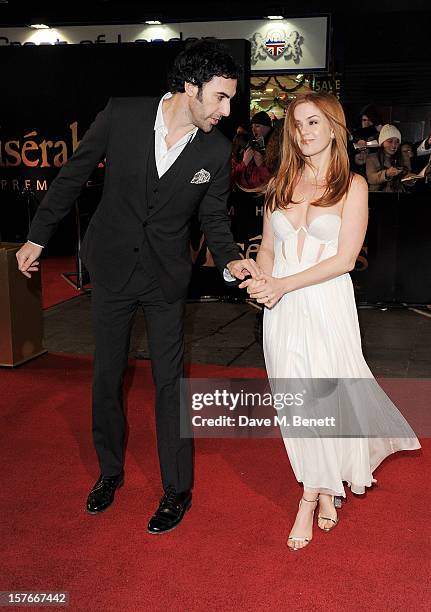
265, 38, 286, 57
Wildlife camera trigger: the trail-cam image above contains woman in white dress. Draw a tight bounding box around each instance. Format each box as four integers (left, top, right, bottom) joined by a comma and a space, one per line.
240, 92, 421, 551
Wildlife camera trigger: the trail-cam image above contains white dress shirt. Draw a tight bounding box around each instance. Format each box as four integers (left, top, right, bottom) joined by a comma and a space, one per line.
154, 92, 198, 177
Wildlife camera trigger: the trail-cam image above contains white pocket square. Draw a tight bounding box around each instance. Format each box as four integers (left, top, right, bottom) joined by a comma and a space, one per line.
190, 168, 211, 184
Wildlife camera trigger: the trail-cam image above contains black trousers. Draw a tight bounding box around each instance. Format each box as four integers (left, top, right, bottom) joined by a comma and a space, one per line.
90, 252, 193, 493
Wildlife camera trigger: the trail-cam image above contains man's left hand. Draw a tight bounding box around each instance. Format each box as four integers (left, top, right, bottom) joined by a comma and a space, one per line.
226, 258, 262, 280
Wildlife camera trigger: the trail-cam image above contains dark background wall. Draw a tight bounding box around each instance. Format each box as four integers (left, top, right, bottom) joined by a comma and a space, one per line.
333, 11, 431, 138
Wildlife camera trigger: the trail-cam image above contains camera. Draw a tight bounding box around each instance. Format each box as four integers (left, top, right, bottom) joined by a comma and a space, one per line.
248, 137, 265, 153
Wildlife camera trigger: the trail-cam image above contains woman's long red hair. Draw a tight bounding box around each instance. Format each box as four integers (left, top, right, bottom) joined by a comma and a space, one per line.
265, 92, 352, 212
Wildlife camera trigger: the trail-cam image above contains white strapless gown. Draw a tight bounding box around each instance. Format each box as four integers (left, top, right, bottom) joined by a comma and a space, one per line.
263, 211, 421, 496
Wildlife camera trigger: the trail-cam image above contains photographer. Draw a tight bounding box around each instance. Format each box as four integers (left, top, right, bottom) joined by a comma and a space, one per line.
366, 124, 407, 192
231, 111, 273, 189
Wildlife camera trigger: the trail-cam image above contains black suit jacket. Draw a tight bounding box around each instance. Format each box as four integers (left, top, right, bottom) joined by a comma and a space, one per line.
29, 97, 240, 301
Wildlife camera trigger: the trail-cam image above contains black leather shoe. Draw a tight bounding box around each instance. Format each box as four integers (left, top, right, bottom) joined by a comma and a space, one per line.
147, 487, 192, 534
86, 473, 124, 514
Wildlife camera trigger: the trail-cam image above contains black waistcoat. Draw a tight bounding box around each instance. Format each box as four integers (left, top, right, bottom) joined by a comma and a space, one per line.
145, 132, 194, 217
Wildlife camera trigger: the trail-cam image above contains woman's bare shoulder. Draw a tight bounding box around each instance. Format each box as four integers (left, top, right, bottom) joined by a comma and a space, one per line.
349, 172, 369, 194
335, 174, 367, 212
342, 173, 368, 215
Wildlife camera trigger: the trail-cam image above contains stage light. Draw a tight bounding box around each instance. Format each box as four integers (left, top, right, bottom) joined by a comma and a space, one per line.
265, 16, 284, 20
29, 24, 50, 29
145, 20, 162, 25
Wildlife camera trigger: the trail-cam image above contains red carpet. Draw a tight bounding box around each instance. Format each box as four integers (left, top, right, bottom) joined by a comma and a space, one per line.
0, 354, 428, 611
41, 256, 84, 309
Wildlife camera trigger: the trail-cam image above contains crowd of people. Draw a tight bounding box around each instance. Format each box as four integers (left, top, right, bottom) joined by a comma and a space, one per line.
232, 102, 431, 193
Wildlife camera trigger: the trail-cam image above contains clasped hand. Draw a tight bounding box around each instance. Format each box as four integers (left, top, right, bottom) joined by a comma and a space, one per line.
239, 273, 286, 309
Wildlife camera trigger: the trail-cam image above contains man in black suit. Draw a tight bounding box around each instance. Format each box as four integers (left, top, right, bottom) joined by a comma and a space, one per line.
16, 40, 260, 534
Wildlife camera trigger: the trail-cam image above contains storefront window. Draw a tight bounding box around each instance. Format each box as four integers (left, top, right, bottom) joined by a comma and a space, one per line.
250, 74, 341, 118
250, 74, 313, 119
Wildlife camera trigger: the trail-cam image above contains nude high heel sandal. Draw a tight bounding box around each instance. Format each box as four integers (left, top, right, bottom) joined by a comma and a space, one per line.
287, 496, 319, 551
317, 495, 339, 532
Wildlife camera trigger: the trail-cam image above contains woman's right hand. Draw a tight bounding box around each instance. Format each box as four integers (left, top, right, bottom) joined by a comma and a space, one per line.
385, 166, 402, 178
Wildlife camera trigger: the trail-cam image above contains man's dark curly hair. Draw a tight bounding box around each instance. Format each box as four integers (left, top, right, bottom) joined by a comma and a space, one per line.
168, 39, 242, 93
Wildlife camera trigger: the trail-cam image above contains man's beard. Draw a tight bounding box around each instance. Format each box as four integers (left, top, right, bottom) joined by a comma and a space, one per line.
194, 113, 215, 133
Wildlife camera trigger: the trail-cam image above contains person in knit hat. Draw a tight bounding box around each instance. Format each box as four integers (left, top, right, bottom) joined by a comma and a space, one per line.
250, 111, 273, 153
366, 124, 406, 192
378, 124, 402, 146
232, 111, 274, 189
250, 110, 273, 126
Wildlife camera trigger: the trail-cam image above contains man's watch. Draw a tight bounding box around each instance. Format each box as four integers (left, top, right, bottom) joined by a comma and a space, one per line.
223, 267, 236, 282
